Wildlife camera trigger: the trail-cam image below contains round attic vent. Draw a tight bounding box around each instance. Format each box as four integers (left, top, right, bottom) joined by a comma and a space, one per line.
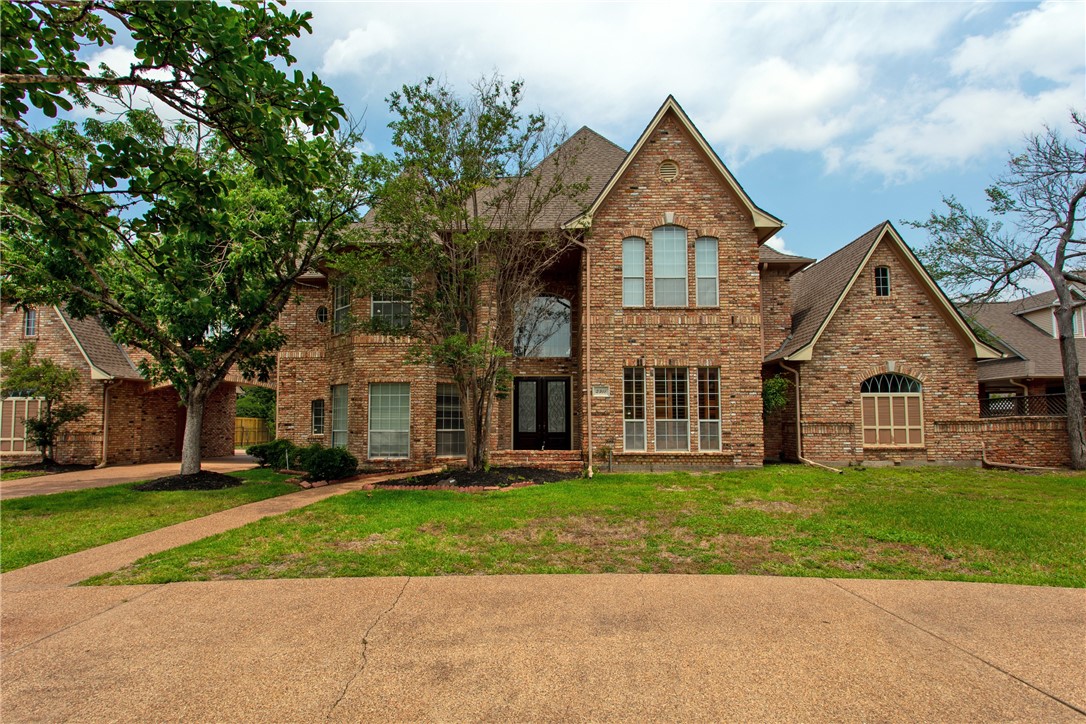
658, 159, 679, 181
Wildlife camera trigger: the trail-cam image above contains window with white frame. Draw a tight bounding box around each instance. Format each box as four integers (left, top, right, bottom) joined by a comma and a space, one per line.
861, 373, 923, 446
622, 237, 645, 307
372, 277, 412, 330
623, 367, 646, 451
23, 308, 37, 337
436, 383, 466, 457
653, 226, 687, 307
697, 367, 721, 451
695, 238, 719, 307
1051, 307, 1085, 338
332, 281, 351, 334
369, 382, 410, 458
311, 399, 325, 436
330, 384, 348, 448
654, 367, 689, 451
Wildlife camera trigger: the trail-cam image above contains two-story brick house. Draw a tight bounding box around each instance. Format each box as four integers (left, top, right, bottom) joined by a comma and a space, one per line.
274, 96, 1029, 470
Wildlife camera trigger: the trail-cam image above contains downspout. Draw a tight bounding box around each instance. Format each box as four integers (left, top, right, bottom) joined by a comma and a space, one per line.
779, 360, 842, 474
570, 238, 593, 478
1009, 378, 1029, 396
97, 380, 117, 468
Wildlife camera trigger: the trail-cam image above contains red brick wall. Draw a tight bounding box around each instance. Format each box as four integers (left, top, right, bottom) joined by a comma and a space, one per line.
584, 109, 765, 468
794, 241, 983, 466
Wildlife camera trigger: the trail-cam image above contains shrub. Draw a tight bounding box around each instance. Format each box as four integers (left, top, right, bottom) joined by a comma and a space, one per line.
299, 446, 358, 481
246, 439, 299, 469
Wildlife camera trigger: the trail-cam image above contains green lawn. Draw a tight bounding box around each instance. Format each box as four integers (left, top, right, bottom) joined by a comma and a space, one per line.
1, 468, 296, 572
86, 466, 1086, 587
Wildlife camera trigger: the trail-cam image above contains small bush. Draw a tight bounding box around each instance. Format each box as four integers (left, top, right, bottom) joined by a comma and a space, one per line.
299, 446, 358, 481
246, 439, 299, 470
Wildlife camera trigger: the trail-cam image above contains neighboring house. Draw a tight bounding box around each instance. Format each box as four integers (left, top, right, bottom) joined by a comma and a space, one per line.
0, 303, 236, 466
273, 96, 1072, 469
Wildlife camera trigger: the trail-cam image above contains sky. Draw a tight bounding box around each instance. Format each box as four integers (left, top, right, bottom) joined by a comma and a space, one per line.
84, 1, 1084, 263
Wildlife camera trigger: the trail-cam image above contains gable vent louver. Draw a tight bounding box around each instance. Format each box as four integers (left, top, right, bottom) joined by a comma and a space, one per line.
658, 160, 679, 182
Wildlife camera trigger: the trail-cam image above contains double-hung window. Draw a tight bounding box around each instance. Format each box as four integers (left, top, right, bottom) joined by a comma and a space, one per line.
622, 237, 646, 307
436, 383, 466, 457
653, 226, 687, 307
372, 277, 412, 330
369, 382, 410, 458
695, 238, 719, 307
332, 281, 351, 334
23, 308, 37, 337
330, 385, 348, 448
654, 368, 689, 451
697, 368, 721, 451
623, 367, 646, 451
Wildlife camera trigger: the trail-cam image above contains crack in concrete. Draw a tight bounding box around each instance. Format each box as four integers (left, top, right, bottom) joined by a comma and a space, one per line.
326, 577, 412, 719
6, 584, 165, 659
825, 579, 1086, 718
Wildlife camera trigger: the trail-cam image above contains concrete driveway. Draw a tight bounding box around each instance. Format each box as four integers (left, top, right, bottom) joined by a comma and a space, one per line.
0, 455, 257, 499
2, 575, 1083, 722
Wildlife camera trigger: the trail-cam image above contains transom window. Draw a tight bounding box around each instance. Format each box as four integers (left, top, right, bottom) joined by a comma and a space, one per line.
697, 367, 721, 451
623, 367, 646, 451
330, 384, 348, 448
654, 367, 689, 451
332, 281, 351, 334
695, 238, 719, 307
372, 277, 412, 330
369, 382, 410, 458
514, 295, 571, 358
23, 308, 37, 337
436, 383, 466, 457
874, 266, 891, 297
622, 237, 646, 307
861, 373, 922, 446
653, 225, 688, 307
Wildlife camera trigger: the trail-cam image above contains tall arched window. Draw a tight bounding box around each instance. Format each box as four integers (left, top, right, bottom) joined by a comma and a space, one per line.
861, 373, 923, 446
514, 295, 571, 357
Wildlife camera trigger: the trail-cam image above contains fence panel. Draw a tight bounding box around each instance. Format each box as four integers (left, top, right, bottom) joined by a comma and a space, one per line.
235, 417, 272, 448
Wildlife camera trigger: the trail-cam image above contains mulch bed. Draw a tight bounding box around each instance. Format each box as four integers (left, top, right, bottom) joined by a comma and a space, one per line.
133, 471, 243, 492
379, 466, 580, 491
1, 462, 94, 475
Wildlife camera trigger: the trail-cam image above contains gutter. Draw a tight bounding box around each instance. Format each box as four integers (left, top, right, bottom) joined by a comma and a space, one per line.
779, 360, 842, 474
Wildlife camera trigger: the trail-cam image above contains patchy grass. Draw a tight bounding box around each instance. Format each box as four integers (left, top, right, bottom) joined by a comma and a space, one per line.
86, 466, 1086, 588
1, 468, 296, 572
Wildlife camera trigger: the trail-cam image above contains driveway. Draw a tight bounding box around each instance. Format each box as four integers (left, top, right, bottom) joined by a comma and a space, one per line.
0, 455, 257, 499
2, 575, 1083, 722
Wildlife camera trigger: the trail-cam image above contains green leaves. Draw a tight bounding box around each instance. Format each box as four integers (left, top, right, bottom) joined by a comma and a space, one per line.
0, 344, 89, 462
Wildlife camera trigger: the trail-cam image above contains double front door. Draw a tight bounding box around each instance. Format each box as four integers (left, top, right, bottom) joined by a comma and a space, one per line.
513, 377, 570, 450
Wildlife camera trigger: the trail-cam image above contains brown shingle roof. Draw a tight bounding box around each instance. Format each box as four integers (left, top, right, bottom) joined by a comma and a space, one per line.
766, 222, 887, 361
759, 246, 814, 276
965, 298, 1086, 381
57, 308, 142, 380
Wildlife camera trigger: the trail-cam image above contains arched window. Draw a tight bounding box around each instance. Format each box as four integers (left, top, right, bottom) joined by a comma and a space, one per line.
514, 295, 571, 358
861, 373, 923, 446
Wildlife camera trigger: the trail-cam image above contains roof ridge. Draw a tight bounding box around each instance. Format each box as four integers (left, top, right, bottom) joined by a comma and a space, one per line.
570, 125, 627, 155
802, 220, 887, 270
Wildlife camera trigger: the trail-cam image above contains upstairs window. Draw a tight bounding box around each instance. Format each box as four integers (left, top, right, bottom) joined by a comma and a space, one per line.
861, 373, 922, 446
23, 308, 37, 337
332, 281, 351, 334
622, 237, 645, 307
874, 266, 891, 297
653, 226, 688, 307
372, 277, 412, 331
514, 295, 571, 358
695, 237, 719, 307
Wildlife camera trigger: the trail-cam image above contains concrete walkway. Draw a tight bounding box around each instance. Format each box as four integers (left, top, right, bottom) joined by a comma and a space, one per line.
2, 575, 1083, 721
0, 455, 259, 499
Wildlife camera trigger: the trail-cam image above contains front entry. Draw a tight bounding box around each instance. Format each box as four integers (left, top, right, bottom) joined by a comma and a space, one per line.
513, 377, 571, 450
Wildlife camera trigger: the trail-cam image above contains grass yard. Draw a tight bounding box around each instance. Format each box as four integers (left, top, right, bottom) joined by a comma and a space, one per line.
1, 468, 296, 572
87, 466, 1086, 588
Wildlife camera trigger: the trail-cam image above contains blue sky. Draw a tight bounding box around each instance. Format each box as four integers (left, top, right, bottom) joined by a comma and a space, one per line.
83, 1, 1084, 262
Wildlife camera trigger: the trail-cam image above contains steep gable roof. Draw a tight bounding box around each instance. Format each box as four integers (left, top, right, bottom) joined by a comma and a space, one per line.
965, 297, 1086, 381
565, 96, 784, 242
528, 126, 629, 229
55, 307, 142, 380
767, 221, 1002, 362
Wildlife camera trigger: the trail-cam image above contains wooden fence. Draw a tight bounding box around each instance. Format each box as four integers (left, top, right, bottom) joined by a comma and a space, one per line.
235, 417, 272, 448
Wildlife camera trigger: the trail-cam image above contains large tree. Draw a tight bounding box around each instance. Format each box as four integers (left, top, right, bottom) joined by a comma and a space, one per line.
909, 111, 1086, 469
336, 77, 588, 471
1, 0, 373, 475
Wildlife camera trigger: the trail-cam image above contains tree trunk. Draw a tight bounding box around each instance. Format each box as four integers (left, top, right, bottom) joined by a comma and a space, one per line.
1053, 300, 1086, 469
179, 385, 211, 476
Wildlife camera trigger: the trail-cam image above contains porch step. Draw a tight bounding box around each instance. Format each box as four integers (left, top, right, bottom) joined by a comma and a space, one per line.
488, 449, 584, 472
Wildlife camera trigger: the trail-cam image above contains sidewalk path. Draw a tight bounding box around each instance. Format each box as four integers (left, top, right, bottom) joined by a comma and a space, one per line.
0, 468, 438, 592
0, 455, 259, 500
2, 575, 1083, 722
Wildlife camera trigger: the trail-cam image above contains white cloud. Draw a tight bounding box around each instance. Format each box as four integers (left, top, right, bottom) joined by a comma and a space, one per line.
765, 235, 799, 256
320, 20, 398, 76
